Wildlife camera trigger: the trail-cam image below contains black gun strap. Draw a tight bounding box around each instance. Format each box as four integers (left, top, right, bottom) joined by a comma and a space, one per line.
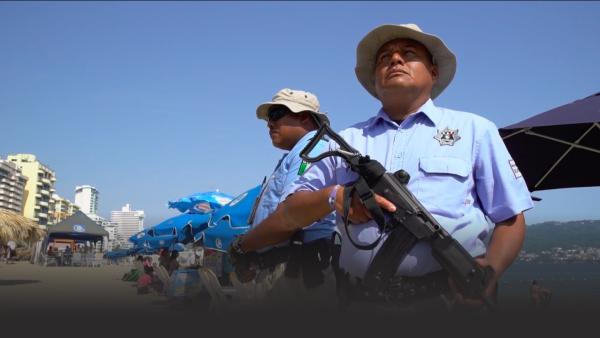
342, 181, 383, 251
354, 178, 387, 228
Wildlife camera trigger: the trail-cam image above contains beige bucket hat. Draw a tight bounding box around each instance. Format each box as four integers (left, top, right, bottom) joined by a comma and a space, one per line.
355, 23, 457, 100
256, 88, 330, 126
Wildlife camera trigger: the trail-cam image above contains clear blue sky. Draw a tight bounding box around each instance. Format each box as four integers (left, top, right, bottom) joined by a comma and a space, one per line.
1, 1, 599, 226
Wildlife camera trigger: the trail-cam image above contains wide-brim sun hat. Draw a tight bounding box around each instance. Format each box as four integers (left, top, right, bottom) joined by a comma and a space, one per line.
256, 88, 330, 126
355, 23, 457, 100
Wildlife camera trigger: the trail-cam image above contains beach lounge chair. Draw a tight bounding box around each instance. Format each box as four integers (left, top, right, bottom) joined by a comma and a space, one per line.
72, 252, 82, 266
43, 254, 58, 267
198, 267, 233, 313
90, 252, 104, 267
154, 264, 171, 293
229, 272, 263, 303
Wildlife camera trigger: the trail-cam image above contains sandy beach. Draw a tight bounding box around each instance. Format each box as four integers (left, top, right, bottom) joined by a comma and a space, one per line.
1, 260, 597, 335
0, 261, 170, 312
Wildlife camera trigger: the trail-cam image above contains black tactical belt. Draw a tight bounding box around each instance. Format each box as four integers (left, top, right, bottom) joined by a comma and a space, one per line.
340, 270, 450, 304
253, 236, 338, 289
253, 245, 293, 270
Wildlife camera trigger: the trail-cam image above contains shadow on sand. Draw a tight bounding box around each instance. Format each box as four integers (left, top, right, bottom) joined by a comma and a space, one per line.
0, 279, 41, 286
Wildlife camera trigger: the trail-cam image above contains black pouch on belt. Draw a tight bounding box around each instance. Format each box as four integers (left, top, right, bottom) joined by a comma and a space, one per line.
284, 230, 304, 279
301, 238, 332, 289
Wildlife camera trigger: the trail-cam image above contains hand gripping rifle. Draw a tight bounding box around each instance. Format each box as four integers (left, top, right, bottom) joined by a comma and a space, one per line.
300, 123, 496, 309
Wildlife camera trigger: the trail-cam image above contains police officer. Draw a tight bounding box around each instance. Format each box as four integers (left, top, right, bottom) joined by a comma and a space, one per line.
237, 24, 534, 312
229, 88, 337, 309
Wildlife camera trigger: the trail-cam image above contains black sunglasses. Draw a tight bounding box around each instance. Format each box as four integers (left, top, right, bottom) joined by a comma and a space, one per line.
267, 106, 291, 122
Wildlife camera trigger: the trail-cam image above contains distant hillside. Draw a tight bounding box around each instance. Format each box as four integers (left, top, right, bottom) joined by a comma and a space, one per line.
523, 220, 600, 252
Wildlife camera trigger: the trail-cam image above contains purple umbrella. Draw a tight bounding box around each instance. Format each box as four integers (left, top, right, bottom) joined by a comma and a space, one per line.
500, 92, 600, 191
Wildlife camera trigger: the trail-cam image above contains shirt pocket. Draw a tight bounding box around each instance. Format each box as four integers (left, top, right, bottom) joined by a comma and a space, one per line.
416, 156, 471, 216
272, 168, 287, 197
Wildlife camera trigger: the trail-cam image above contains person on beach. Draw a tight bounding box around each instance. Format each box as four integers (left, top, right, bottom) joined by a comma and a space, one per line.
167, 251, 180, 276
530, 280, 552, 308
0, 245, 6, 263
63, 245, 73, 266
137, 259, 155, 294
236, 24, 533, 312
158, 248, 170, 270
6, 240, 16, 263
228, 88, 338, 308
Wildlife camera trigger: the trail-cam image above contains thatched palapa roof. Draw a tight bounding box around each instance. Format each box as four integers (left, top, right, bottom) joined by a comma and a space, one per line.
0, 209, 45, 244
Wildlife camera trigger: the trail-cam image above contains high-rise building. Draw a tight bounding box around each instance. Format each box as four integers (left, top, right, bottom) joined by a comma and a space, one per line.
87, 213, 119, 251
0, 157, 28, 214
7, 154, 56, 228
110, 203, 144, 248
74, 185, 99, 215
49, 193, 79, 224
102, 221, 119, 251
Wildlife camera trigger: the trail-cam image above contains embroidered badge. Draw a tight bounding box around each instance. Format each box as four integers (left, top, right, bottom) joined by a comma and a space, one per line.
509, 159, 523, 179
434, 127, 461, 146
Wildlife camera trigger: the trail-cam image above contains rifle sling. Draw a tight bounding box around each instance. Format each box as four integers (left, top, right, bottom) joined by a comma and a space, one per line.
342, 179, 383, 251
344, 177, 420, 293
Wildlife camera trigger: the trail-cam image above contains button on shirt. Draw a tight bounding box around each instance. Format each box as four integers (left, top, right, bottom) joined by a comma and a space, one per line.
251, 130, 336, 249
287, 99, 534, 279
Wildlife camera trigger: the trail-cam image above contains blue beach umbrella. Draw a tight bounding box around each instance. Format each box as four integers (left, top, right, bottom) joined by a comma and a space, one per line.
174, 213, 212, 243
130, 245, 159, 255
105, 249, 131, 259
168, 191, 234, 214
129, 229, 152, 247
199, 185, 261, 252
130, 213, 212, 250
153, 212, 212, 243
143, 234, 178, 250
130, 234, 177, 254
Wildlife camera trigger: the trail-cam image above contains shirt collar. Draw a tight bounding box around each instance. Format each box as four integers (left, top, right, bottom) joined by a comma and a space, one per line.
369, 99, 442, 128
289, 130, 318, 153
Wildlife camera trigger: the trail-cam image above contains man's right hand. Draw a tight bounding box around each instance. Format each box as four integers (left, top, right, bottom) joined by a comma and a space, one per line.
334, 186, 396, 224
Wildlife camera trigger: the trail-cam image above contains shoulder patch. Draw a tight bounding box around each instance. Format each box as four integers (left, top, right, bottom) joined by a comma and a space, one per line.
297, 160, 309, 175
509, 159, 523, 179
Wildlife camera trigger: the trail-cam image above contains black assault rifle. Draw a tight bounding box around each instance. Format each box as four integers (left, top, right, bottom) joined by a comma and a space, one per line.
300, 123, 495, 308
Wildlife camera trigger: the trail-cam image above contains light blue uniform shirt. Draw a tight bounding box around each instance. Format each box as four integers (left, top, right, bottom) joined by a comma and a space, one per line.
251, 130, 336, 249
287, 100, 534, 278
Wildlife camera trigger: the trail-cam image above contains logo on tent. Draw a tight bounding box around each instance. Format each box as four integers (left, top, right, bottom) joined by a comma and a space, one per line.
73, 224, 86, 233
